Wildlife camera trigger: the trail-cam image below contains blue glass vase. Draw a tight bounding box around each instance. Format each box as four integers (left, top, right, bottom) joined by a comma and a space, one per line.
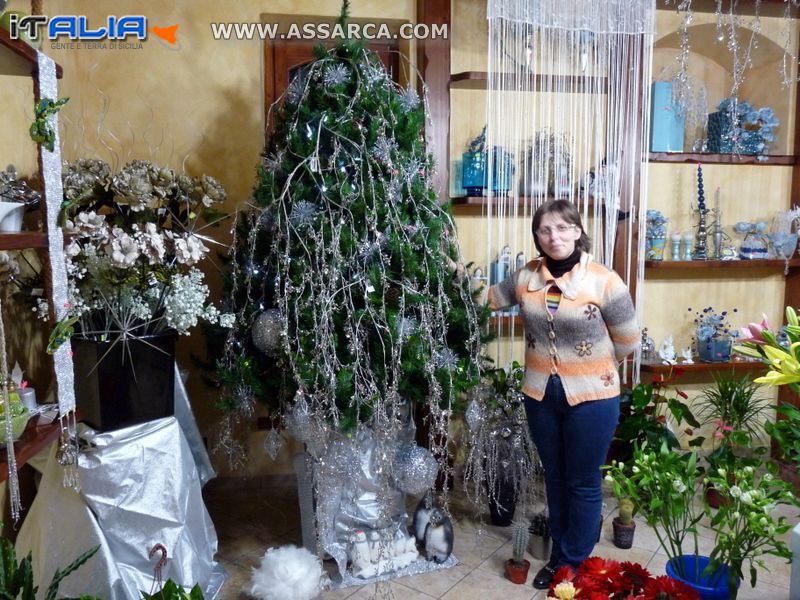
491, 149, 515, 196
462, 151, 486, 197
697, 337, 732, 363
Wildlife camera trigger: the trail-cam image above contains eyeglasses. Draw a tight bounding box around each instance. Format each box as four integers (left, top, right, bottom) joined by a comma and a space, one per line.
535, 223, 577, 238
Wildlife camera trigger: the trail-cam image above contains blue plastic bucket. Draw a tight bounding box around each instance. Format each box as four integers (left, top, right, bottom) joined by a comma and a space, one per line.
665, 555, 740, 600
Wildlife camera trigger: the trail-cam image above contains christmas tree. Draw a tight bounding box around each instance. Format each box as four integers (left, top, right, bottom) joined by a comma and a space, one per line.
218, 4, 487, 468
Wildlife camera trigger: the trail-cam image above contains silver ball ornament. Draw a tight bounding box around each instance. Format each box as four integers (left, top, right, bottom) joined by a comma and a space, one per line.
393, 443, 438, 496
252, 309, 282, 355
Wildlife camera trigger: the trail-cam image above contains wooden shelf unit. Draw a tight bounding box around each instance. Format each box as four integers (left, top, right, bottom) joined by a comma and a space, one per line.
450, 71, 607, 93
0, 28, 62, 78
648, 152, 796, 165
645, 259, 800, 271
0, 232, 50, 251
640, 361, 767, 374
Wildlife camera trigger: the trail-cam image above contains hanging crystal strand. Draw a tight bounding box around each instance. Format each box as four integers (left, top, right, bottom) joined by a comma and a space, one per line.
0, 296, 22, 521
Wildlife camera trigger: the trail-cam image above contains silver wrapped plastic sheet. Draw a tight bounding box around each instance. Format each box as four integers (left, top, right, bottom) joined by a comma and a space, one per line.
15, 417, 223, 599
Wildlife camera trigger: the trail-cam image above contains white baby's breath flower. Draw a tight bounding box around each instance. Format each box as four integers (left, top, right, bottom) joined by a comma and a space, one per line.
219, 313, 235, 328
672, 479, 687, 494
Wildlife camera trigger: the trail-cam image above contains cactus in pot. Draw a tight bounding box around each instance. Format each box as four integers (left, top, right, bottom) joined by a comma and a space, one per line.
612, 497, 636, 549
504, 520, 531, 584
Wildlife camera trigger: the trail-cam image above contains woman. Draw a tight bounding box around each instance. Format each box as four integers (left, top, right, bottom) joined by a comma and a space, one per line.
487, 199, 638, 589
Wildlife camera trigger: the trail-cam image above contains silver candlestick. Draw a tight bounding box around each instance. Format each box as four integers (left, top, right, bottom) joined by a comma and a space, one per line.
692, 164, 708, 260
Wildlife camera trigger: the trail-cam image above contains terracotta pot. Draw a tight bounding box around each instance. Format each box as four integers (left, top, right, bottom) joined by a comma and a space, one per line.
504, 559, 530, 584
612, 516, 636, 549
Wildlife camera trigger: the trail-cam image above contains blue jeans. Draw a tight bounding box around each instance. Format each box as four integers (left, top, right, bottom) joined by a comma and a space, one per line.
524, 375, 619, 568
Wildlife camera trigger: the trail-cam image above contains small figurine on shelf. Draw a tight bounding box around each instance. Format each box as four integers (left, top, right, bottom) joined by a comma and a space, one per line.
670, 231, 682, 261
490, 246, 512, 286
470, 266, 487, 293
658, 336, 677, 365
734, 221, 769, 259
682, 231, 694, 261
640, 328, 657, 363
680, 347, 694, 364
645, 209, 668, 261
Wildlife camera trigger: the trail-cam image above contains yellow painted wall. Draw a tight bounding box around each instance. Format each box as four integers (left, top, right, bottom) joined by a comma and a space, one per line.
2, 0, 796, 474
0, 0, 415, 478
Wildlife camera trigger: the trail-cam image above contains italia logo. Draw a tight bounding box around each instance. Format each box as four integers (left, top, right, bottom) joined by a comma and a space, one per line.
8, 14, 153, 41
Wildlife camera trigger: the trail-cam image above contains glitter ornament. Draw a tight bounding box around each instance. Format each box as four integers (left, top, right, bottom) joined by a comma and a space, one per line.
392, 443, 438, 496
251, 309, 282, 355
398, 88, 420, 113
289, 200, 318, 228
324, 63, 350, 87
465, 399, 484, 431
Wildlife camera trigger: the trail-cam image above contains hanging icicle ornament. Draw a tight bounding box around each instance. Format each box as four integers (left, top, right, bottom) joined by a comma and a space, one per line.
263, 428, 283, 461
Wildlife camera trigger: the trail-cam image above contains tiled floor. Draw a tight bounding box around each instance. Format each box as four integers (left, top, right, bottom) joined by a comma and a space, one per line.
205, 484, 795, 599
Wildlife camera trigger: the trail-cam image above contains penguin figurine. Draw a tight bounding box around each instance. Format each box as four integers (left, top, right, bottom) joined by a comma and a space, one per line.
413, 493, 433, 545
348, 530, 373, 578
424, 508, 454, 563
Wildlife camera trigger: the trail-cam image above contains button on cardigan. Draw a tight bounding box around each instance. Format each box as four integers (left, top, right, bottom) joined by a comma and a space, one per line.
487, 252, 639, 405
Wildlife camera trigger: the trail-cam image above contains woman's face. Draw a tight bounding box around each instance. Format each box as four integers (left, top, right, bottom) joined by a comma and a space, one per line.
535, 212, 582, 260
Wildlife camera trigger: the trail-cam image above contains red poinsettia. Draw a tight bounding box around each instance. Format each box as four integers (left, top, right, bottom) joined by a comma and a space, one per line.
639, 575, 701, 600
616, 561, 651, 595
578, 557, 623, 595
546, 557, 699, 600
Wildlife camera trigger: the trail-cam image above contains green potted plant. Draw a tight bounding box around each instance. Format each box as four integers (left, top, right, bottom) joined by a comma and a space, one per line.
612, 369, 700, 464
695, 372, 770, 507
735, 307, 800, 485
611, 497, 636, 549
0, 539, 100, 600
766, 403, 800, 486
504, 520, 531, 584
605, 441, 797, 599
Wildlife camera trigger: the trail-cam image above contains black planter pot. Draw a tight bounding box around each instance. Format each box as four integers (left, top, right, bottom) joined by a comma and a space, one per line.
487, 476, 517, 526
71, 332, 177, 432
612, 516, 636, 549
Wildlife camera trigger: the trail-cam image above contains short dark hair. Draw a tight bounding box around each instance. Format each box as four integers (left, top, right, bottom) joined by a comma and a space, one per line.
530, 199, 591, 256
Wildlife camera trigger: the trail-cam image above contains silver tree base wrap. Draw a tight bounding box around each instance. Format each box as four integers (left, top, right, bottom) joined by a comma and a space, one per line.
294, 424, 452, 587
